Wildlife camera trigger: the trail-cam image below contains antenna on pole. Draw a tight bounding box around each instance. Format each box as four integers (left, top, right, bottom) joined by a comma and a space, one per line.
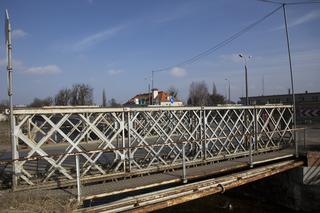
5, 9, 18, 190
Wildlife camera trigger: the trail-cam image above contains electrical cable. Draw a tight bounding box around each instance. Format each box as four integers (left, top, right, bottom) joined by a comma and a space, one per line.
153, 5, 282, 73
258, 0, 320, 5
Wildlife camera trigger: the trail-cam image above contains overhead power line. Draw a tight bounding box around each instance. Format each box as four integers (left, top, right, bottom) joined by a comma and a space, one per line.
258, 0, 320, 5
153, 5, 282, 73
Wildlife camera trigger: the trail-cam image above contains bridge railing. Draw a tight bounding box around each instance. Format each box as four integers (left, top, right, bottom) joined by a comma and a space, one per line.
7, 105, 294, 189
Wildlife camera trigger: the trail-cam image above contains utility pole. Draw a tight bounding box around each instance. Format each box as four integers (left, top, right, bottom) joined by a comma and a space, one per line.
102, 89, 107, 107
245, 64, 248, 105
225, 78, 230, 103
282, 3, 297, 157
151, 70, 154, 105
262, 75, 265, 96
148, 83, 151, 105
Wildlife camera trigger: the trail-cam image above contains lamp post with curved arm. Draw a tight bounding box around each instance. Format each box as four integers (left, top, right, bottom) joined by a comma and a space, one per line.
239, 54, 252, 106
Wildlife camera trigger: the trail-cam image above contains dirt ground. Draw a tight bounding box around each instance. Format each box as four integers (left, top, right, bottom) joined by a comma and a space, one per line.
0, 121, 10, 144
0, 122, 10, 159
0, 189, 77, 213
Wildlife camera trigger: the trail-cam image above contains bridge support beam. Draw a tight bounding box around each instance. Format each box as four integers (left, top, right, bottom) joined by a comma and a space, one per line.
79, 160, 303, 212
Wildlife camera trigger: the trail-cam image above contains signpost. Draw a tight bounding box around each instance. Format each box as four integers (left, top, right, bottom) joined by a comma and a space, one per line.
170, 96, 174, 104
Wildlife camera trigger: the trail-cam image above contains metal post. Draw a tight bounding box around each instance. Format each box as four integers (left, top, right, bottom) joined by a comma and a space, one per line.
127, 111, 132, 172
27, 118, 31, 139
121, 112, 126, 172
228, 80, 231, 103
148, 83, 151, 105
252, 108, 258, 167
203, 110, 207, 160
85, 113, 89, 142
248, 109, 253, 168
200, 109, 204, 160
245, 65, 249, 106
182, 142, 187, 183
303, 128, 306, 150
225, 80, 228, 102
282, 4, 297, 157
225, 78, 230, 103
151, 71, 154, 105
12, 117, 19, 188
6, 10, 18, 191
249, 137, 253, 168
75, 155, 81, 203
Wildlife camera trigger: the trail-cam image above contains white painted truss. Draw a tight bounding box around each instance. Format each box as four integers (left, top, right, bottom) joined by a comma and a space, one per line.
10, 105, 294, 188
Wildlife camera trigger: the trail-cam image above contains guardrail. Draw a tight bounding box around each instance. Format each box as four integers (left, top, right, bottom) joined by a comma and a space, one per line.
4, 105, 294, 190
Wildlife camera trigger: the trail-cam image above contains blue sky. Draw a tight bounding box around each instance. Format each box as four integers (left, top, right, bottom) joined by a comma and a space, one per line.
0, 0, 319, 105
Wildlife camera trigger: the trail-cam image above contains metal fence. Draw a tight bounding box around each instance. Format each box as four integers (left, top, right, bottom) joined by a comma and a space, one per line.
7, 105, 294, 189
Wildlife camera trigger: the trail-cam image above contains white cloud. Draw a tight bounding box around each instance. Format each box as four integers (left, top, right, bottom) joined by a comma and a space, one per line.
153, 2, 196, 24
271, 10, 320, 31
73, 25, 125, 51
25, 65, 62, 75
170, 67, 186, 77
12, 29, 28, 39
290, 10, 320, 27
108, 69, 123, 76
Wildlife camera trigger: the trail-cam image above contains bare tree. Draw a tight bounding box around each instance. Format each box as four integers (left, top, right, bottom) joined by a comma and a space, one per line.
55, 88, 71, 105
70, 83, 93, 105
29, 97, 53, 107
208, 93, 225, 105
212, 82, 217, 95
187, 81, 209, 106
167, 86, 179, 99
0, 100, 9, 110
109, 98, 121, 107
208, 82, 225, 106
102, 89, 107, 107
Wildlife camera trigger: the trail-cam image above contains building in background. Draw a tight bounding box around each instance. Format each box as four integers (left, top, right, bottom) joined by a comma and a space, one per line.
125, 89, 183, 107
239, 91, 320, 123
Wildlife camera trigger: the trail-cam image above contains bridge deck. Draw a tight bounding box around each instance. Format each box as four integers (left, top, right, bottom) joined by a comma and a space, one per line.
77, 159, 304, 213
60, 149, 295, 201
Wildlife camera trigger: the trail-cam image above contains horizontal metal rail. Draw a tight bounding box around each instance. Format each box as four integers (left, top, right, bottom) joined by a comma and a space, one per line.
0, 128, 304, 165
12, 105, 293, 114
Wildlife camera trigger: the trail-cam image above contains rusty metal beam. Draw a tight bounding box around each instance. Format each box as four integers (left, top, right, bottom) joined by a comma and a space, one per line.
76, 159, 303, 213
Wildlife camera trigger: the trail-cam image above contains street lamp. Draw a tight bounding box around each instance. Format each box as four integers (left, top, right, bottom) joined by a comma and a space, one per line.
144, 77, 151, 105
225, 78, 230, 103
239, 54, 252, 106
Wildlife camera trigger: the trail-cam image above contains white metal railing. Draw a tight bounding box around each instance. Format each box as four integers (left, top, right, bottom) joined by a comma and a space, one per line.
8, 105, 294, 189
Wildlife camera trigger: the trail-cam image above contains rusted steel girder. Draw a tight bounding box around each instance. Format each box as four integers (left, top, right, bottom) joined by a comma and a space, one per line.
77, 159, 303, 213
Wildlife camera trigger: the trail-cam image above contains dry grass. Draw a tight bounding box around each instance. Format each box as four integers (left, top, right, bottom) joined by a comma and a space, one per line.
0, 121, 10, 145
0, 122, 78, 212
0, 189, 78, 213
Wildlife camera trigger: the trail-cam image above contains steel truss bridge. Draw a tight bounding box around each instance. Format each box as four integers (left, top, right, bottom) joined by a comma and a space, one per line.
0, 104, 304, 211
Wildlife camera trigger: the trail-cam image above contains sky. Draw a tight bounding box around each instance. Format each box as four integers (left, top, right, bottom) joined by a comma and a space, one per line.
0, 0, 319, 105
